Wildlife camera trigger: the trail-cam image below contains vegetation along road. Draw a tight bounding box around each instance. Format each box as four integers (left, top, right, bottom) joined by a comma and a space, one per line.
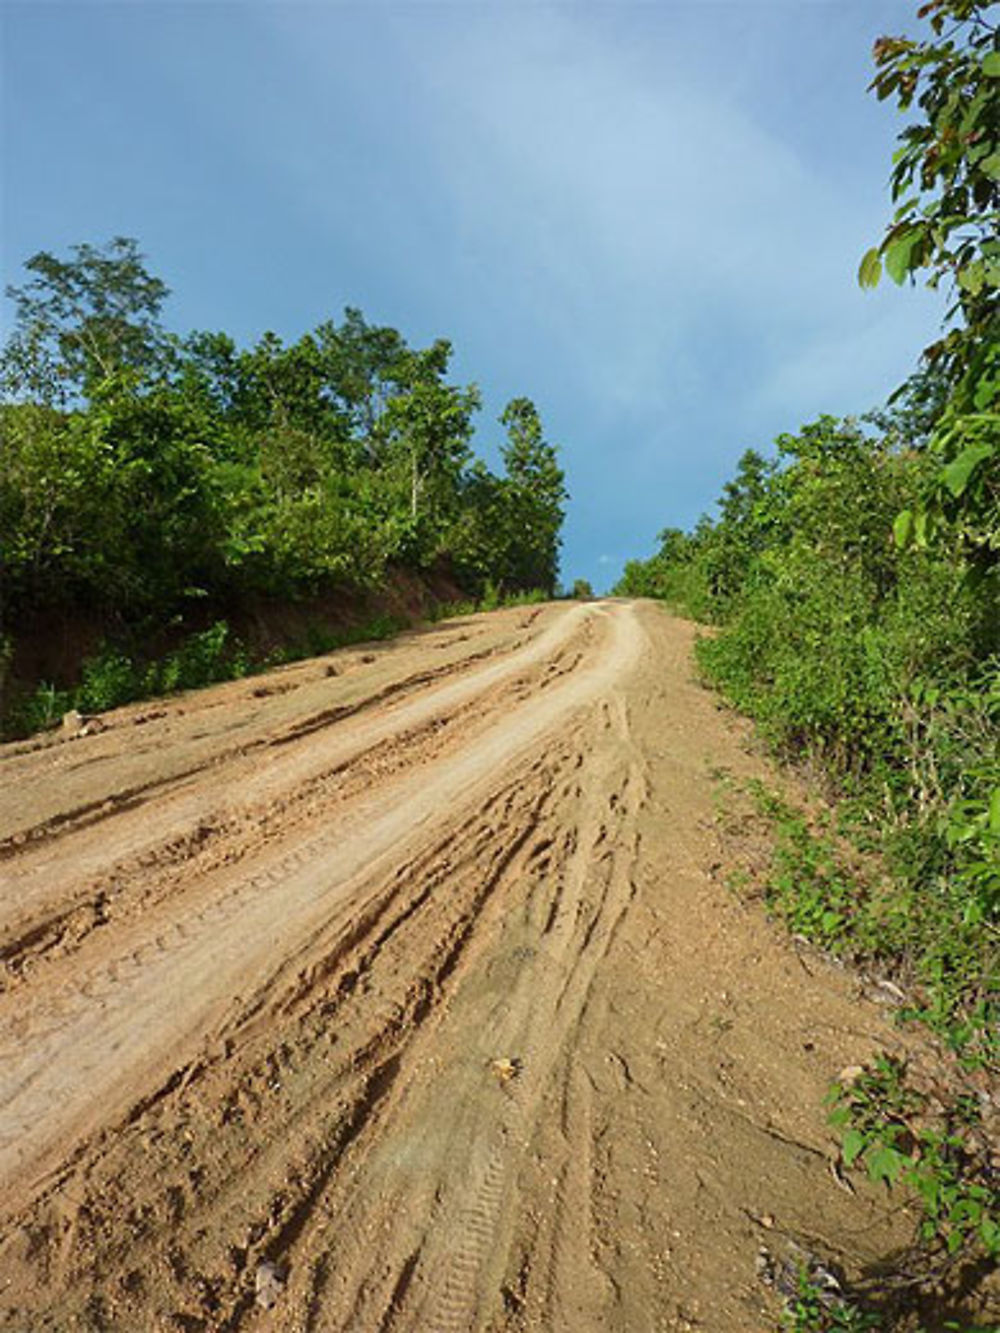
4, 598, 987, 1331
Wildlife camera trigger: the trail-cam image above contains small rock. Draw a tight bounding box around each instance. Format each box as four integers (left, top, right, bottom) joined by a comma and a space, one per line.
255, 1260, 285, 1310
62, 709, 92, 741
837, 1064, 866, 1087
489, 1056, 522, 1084
872, 977, 907, 1004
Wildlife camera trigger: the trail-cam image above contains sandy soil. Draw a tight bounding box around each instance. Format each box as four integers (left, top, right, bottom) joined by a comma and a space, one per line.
0, 600, 963, 1330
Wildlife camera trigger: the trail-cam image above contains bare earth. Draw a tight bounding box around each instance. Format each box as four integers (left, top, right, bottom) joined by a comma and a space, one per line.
0, 599, 931, 1330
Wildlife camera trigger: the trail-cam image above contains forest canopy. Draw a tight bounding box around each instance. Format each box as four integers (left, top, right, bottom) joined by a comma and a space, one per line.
0, 239, 567, 723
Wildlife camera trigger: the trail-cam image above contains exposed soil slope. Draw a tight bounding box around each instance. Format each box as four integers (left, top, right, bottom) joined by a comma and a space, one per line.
0, 601, 949, 1330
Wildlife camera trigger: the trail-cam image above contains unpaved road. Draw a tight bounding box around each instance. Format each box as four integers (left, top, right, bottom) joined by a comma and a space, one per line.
0, 601, 936, 1329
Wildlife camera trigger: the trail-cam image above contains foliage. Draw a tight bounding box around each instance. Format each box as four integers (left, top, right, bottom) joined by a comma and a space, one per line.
781, 1271, 881, 1333
859, 1, 999, 348
498, 397, 567, 594
571, 578, 594, 598
743, 779, 997, 1068
0, 239, 569, 730
858, 1, 1000, 584
1, 236, 170, 403
828, 1057, 999, 1265
744, 782, 864, 953
615, 527, 714, 617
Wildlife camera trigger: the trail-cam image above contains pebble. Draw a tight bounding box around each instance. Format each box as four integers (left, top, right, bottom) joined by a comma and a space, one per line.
255, 1260, 285, 1310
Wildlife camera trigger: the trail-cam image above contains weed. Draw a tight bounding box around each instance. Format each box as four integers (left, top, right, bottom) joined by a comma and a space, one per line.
741, 778, 997, 1065
742, 780, 874, 957
781, 1267, 882, 1331
828, 1058, 1000, 1264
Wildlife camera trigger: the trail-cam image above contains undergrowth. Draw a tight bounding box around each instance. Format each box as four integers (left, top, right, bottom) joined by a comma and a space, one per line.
743, 780, 997, 1069
726, 777, 999, 1330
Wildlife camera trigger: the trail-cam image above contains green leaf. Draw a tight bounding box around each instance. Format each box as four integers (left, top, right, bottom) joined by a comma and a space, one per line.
989, 788, 1000, 834
893, 509, 913, 548
884, 229, 922, 284
842, 1128, 867, 1166
858, 247, 882, 288
941, 442, 994, 497
980, 1217, 1000, 1255
980, 151, 1000, 183
867, 1144, 908, 1186
982, 51, 1000, 77
958, 260, 986, 295
913, 508, 930, 547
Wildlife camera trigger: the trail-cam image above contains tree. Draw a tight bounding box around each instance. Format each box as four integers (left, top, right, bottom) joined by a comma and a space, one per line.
859, 1, 999, 579
1, 237, 170, 403
699, 448, 782, 605
500, 397, 567, 594
0, 234, 572, 729
313, 308, 410, 444
380, 345, 480, 555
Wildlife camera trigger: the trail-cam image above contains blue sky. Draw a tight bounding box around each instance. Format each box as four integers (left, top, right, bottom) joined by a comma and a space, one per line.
3, 0, 945, 590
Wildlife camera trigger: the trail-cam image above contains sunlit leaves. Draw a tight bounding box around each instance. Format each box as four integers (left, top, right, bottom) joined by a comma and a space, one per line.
858, 248, 883, 288
941, 439, 995, 496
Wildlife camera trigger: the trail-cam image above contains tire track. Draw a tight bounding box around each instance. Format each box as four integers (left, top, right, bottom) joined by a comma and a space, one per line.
0, 634, 587, 1000
0, 610, 593, 980
289, 686, 649, 1333
0, 754, 565, 1330
399, 697, 648, 1332
0, 604, 642, 1206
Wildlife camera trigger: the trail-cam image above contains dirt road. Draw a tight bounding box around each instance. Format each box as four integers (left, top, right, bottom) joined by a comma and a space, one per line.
0, 600, 925, 1330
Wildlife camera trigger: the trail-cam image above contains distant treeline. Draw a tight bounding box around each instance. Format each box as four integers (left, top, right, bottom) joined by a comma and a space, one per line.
0, 238, 567, 723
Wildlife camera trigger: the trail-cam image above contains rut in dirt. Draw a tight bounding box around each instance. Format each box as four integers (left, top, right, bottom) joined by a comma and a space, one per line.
0, 600, 968, 1332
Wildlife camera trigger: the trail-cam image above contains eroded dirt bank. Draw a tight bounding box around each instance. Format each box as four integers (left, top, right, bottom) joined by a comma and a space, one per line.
0, 601, 949, 1329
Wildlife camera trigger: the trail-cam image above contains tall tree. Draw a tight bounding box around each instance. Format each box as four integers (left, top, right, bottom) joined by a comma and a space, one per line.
379, 342, 480, 550
500, 397, 567, 594
1, 237, 170, 403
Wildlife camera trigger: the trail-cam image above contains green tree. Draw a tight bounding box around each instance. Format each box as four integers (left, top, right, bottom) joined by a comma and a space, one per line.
699, 448, 782, 607
1, 237, 170, 403
0, 237, 570, 732
500, 397, 567, 594
380, 345, 480, 556
860, 1, 999, 580
313, 308, 410, 445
